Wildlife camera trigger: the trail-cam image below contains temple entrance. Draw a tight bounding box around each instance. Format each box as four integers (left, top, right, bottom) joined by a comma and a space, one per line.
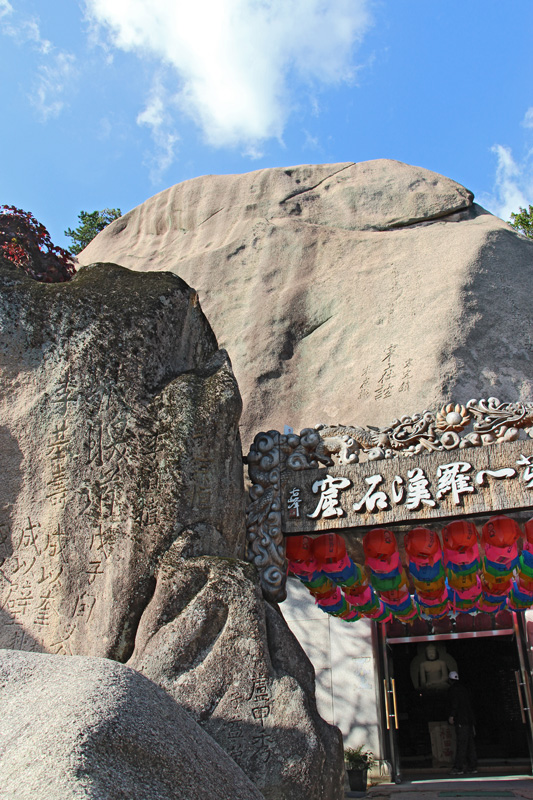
379, 614, 533, 782
246, 410, 533, 785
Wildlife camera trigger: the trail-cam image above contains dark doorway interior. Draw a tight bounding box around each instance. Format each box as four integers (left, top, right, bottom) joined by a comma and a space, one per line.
389, 635, 529, 772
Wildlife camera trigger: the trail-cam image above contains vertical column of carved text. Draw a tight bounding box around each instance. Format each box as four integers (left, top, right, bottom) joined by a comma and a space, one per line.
2, 372, 77, 648
46, 372, 91, 652
50, 386, 126, 653
248, 657, 275, 765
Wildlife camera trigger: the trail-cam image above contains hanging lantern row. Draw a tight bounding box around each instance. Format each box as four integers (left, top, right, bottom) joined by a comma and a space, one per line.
286, 515, 533, 623
286, 533, 389, 623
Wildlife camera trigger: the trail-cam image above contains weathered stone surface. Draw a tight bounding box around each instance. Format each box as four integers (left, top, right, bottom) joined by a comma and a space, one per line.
0, 649, 264, 800
0, 256, 344, 800
78, 159, 533, 449
0, 258, 244, 658
129, 554, 344, 800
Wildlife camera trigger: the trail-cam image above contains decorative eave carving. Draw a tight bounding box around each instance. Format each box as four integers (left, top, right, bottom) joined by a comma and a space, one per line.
245, 399, 533, 602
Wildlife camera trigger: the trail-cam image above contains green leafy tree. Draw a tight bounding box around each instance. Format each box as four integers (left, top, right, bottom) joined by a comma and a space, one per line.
509, 205, 533, 239
65, 208, 122, 254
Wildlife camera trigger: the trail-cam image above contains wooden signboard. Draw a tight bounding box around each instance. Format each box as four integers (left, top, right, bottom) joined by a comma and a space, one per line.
281, 439, 533, 533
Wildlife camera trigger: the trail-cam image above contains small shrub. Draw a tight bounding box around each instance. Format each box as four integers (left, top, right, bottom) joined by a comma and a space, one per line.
344, 745, 375, 770
0, 205, 76, 283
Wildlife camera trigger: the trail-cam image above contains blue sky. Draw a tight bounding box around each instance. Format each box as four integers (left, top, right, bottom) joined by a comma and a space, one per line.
1, 0, 532, 249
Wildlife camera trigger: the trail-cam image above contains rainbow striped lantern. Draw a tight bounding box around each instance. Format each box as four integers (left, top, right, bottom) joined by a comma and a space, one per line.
363, 529, 416, 621
312, 533, 360, 620
334, 532, 390, 622
405, 527, 448, 619
510, 518, 533, 611
441, 520, 481, 615
481, 515, 520, 612
286, 534, 337, 605
512, 518, 533, 608
340, 557, 386, 621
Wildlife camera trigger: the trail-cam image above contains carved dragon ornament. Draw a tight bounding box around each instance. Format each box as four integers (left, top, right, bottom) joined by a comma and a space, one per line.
245, 399, 533, 602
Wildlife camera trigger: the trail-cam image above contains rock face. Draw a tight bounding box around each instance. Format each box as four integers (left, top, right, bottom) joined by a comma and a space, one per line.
78, 159, 533, 448
0, 649, 264, 800
129, 555, 343, 800
0, 258, 244, 658
0, 257, 344, 800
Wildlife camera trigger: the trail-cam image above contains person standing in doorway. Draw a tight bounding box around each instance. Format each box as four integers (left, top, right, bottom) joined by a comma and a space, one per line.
448, 670, 477, 775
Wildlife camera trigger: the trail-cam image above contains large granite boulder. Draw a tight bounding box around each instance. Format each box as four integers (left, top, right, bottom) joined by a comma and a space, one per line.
0, 258, 244, 659
129, 555, 343, 800
0, 649, 264, 800
0, 256, 344, 800
78, 159, 533, 447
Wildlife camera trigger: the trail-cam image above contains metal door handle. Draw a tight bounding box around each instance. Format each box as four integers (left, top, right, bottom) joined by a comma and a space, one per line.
383, 679, 399, 730
515, 670, 527, 724
391, 678, 399, 730
523, 671, 533, 717
384, 679, 391, 730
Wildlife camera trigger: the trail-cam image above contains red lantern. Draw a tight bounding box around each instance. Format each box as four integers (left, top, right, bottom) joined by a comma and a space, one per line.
495, 609, 513, 629
386, 618, 406, 637
312, 533, 346, 564
442, 520, 478, 552
407, 618, 430, 636
524, 518, 533, 545
474, 614, 493, 632
405, 527, 441, 560
455, 614, 475, 633
432, 617, 453, 634
363, 528, 397, 560
482, 515, 520, 548
286, 535, 314, 562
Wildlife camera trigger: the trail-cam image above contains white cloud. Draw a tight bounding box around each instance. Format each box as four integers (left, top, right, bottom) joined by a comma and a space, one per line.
523, 107, 533, 129
0, 5, 76, 118
0, 7, 51, 53
30, 51, 77, 120
303, 130, 320, 151
84, 0, 372, 149
0, 0, 13, 20
137, 80, 179, 183
481, 144, 531, 222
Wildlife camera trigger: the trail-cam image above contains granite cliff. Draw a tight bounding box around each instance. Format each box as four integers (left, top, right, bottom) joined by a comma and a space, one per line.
79, 159, 533, 448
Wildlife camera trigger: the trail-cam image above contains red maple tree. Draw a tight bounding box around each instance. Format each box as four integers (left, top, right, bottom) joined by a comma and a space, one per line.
0, 205, 76, 282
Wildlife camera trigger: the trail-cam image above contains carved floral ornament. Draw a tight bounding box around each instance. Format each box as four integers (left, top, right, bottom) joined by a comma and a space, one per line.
245, 399, 533, 602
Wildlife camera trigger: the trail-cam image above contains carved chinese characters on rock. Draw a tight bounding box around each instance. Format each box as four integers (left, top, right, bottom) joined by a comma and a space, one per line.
224, 655, 277, 777
282, 439, 533, 531
0, 374, 158, 654
0, 280, 227, 658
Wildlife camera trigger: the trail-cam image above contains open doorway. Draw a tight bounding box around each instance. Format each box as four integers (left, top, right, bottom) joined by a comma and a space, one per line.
381, 625, 533, 781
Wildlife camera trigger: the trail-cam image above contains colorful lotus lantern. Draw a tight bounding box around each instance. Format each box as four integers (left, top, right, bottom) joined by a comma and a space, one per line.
312, 533, 388, 621
311, 533, 351, 618
441, 520, 480, 614
479, 516, 520, 611
286, 534, 335, 597
509, 517, 533, 611
515, 518, 533, 607
286, 534, 367, 621
286, 511, 533, 623
405, 527, 448, 618
363, 529, 417, 621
